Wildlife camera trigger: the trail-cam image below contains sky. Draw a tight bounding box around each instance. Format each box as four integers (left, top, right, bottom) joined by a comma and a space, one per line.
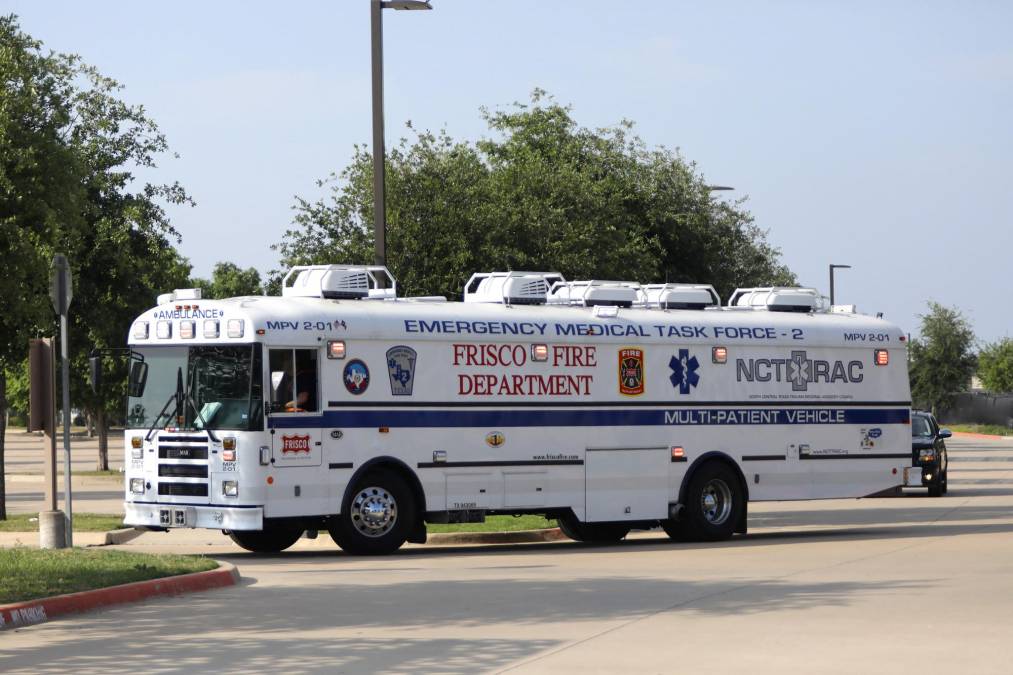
10, 0, 1012, 342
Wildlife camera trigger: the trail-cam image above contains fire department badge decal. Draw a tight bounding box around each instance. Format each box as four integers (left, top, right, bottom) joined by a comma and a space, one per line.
343, 359, 370, 395
618, 348, 645, 396
386, 346, 417, 396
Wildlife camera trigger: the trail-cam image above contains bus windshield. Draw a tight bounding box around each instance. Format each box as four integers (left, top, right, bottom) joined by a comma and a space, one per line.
126, 345, 263, 432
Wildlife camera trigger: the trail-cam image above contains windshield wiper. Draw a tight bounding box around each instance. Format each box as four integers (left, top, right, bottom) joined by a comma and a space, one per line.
143, 367, 218, 442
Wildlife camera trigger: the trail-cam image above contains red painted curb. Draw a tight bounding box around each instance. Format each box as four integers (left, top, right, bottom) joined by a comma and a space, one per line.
0, 561, 239, 631
952, 431, 1011, 440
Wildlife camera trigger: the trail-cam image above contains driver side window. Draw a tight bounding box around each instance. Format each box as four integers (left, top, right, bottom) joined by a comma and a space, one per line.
269, 348, 319, 413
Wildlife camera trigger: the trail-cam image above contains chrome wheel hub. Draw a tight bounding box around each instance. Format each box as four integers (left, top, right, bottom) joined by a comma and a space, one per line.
700, 478, 732, 525
350, 486, 398, 538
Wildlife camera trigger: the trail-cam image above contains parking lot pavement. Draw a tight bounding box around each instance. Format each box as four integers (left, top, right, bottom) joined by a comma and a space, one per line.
2, 429, 125, 515
2, 435, 1013, 674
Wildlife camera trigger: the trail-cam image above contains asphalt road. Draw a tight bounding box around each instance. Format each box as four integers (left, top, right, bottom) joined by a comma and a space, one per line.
3, 435, 1013, 674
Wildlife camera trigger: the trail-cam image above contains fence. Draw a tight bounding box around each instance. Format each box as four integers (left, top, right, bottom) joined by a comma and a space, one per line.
937, 392, 1013, 427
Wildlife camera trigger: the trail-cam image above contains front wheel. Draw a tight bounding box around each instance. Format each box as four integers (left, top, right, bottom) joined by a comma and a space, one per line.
228, 524, 304, 553
329, 470, 414, 555
557, 513, 630, 543
680, 462, 744, 542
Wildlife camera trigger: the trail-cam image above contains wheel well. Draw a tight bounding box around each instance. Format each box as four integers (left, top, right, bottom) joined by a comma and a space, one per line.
678, 451, 749, 533
341, 457, 427, 516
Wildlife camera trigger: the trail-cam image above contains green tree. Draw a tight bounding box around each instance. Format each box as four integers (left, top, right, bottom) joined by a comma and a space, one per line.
909, 302, 977, 415
0, 15, 191, 490
275, 91, 794, 300
191, 262, 264, 299
977, 338, 1013, 393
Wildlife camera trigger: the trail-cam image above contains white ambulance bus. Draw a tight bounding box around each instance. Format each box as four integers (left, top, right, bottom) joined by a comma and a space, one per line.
121, 265, 918, 554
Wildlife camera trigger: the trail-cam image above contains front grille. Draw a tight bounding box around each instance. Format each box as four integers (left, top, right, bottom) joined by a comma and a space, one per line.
155, 431, 209, 501
158, 464, 209, 478
158, 483, 209, 497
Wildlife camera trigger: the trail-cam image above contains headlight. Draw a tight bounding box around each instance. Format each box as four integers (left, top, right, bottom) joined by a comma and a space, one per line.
919, 449, 935, 461
223, 480, 239, 497
130, 478, 145, 494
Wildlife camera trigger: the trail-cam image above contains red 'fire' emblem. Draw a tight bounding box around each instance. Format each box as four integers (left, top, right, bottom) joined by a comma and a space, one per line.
281, 435, 311, 454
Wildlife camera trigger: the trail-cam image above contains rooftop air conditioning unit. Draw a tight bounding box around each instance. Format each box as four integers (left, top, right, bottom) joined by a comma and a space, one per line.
728, 287, 825, 313
548, 280, 640, 308
281, 265, 396, 300
639, 284, 720, 310
463, 272, 565, 305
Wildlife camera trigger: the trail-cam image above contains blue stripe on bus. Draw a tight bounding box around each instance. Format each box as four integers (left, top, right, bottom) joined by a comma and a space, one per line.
268, 407, 909, 429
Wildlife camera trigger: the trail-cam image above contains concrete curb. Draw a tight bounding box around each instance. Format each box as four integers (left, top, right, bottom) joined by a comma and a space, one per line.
952, 431, 1011, 441
0, 561, 240, 631
103, 527, 146, 546
425, 527, 567, 545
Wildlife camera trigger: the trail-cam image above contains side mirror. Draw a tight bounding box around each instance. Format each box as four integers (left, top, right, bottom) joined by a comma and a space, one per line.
89, 356, 102, 394
128, 360, 148, 397
938, 428, 952, 439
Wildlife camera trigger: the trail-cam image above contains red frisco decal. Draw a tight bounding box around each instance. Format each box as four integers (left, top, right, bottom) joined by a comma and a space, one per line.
281, 434, 311, 454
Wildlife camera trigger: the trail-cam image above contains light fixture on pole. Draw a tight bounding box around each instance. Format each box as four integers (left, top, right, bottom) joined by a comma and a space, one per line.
371, 0, 432, 283
829, 264, 851, 306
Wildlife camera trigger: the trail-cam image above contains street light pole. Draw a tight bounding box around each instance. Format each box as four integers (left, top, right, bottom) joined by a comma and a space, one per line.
829, 264, 851, 306
370, 0, 432, 279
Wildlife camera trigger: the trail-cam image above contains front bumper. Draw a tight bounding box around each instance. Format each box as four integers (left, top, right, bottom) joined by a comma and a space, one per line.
125, 502, 264, 531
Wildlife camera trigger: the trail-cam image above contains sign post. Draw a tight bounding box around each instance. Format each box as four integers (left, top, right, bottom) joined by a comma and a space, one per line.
50, 254, 74, 547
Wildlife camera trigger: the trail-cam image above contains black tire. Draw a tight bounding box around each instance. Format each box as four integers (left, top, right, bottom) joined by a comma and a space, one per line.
680, 462, 744, 542
557, 513, 630, 543
942, 469, 948, 495
928, 470, 944, 497
228, 524, 304, 553
329, 470, 414, 555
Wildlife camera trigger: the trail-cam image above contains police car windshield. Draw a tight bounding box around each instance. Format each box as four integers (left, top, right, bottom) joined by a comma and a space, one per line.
127, 345, 263, 432
911, 415, 933, 437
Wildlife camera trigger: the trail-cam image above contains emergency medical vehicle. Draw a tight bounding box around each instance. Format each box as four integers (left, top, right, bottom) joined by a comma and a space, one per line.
121, 265, 918, 554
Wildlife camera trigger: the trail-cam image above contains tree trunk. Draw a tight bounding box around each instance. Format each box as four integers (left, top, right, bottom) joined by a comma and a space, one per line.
87, 412, 95, 438
0, 371, 7, 521
97, 407, 109, 471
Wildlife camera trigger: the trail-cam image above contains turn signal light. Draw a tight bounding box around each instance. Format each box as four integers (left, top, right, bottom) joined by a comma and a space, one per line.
222, 449, 236, 462
874, 349, 889, 366
671, 446, 685, 460
712, 346, 727, 364
222, 437, 237, 451
531, 344, 549, 362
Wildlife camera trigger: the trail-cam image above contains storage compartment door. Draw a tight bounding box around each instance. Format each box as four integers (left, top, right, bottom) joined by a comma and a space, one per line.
585, 447, 669, 522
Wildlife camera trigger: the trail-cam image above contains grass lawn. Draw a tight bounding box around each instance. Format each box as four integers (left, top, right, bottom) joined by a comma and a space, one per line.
0, 548, 217, 604
945, 423, 1013, 437
427, 514, 557, 533
0, 513, 126, 533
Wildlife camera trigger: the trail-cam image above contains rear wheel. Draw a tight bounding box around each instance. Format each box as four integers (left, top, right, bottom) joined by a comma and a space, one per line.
679, 462, 744, 542
329, 470, 414, 555
557, 513, 630, 543
228, 524, 304, 553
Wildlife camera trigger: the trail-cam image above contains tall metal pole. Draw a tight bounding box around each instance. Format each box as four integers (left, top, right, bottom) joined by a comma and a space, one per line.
371, 0, 387, 275
60, 313, 73, 547
829, 264, 851, 306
